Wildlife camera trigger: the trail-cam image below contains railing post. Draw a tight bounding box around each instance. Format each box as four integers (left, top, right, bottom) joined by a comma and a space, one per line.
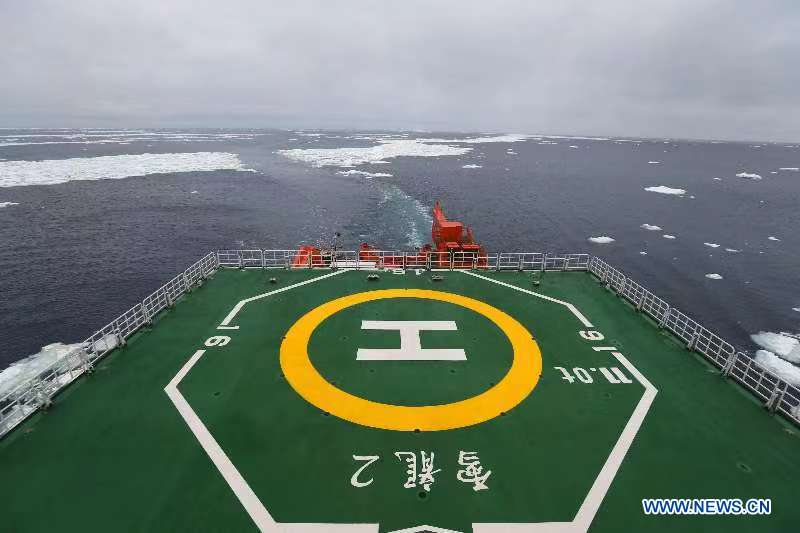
518, 254, 523, 271
722, 352, 739, 378
658, 307, 671, 329
35, 387, 53, 411
766, 382, 787, 413
238, 252, 243, 269
636, 292, 645, 312
541, 253, 547, 272
496, 254, 501, 271
79, 346, 93, 374
142, 301, 152, 326
687, 330, 699, 351
261, 250, 266, 269
116, 328, 126, 347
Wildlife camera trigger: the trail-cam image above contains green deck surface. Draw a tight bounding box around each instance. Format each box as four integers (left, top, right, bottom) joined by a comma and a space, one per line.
1, 268, 798, 532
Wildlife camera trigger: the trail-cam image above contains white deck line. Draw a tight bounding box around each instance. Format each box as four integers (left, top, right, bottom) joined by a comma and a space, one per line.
461, 271, 594, 328
219, 269, 349, 326
572, 351, 657, 530
165, 350, 277, 531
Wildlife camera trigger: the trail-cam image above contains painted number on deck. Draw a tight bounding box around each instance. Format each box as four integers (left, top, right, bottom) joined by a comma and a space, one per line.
554, 366, 632, 384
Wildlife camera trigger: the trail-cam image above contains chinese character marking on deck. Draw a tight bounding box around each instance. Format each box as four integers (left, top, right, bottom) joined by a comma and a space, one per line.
351, 455, 379, 488
395, 451, 441, 491
457, 451, 491, 491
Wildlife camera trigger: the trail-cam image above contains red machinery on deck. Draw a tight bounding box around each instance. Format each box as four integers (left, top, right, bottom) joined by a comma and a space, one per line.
425, 200, 486, 267
292, 201, 486, 269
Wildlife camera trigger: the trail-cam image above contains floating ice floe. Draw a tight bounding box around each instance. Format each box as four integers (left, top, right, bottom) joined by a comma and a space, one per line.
588, 236, 615, 244
278, 139, 472, 167
568, 145, 579, 149
768, 236, 781, 241
779, 167, 799, 171
0, 342, 82, 397
1, 335, 116, 397
639, 251, 648, 255
462, 164, 482, 169
506, 151, 517, 155
640, 224, 662, 231
663, 234, 677, 239
535, 134, 609, 141
704, 273, 723, 280
644, 185, 686, 196
190, 190, 198, 194
703, 242, 721, 248
793, 308, 800, 313
755, 350, 800, 386
421, 134, 529, 144
647, 161, 660, 164
0, 131, 262, 147
736, 172, 762, 180
713, 177, 722, 181
752, 332, 800, 363
725, 248, 741, 253
0, 201, 19, 208
336, 170, 393, 178
0, 153, 248, 188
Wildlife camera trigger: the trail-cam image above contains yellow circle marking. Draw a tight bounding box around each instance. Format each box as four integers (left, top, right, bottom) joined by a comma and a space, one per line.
280, 289, 541, 431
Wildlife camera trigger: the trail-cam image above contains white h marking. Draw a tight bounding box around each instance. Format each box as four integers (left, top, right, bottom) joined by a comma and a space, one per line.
357, 321, 467, 361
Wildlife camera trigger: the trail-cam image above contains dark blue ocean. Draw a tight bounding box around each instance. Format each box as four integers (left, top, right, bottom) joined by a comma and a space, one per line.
0, 129, 798, 389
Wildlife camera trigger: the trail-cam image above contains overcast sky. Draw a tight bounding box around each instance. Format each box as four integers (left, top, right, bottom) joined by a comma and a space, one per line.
1, 0, 799, 141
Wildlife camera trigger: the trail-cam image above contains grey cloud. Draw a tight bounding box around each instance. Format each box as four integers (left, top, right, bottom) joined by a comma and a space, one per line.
1, 0, 798, 141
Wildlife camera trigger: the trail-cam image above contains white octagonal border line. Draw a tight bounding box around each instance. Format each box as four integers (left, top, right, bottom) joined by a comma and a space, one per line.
164, 268, 657, 533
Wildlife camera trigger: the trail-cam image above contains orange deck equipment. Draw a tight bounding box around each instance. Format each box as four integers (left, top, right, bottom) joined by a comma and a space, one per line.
429, 201, 486, 267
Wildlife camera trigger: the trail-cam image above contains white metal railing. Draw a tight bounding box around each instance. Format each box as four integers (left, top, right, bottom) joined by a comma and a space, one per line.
3, 248, 796, 439
217, 250, 591, 273
587, 256, 800, 425
0, 251, 219, 439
